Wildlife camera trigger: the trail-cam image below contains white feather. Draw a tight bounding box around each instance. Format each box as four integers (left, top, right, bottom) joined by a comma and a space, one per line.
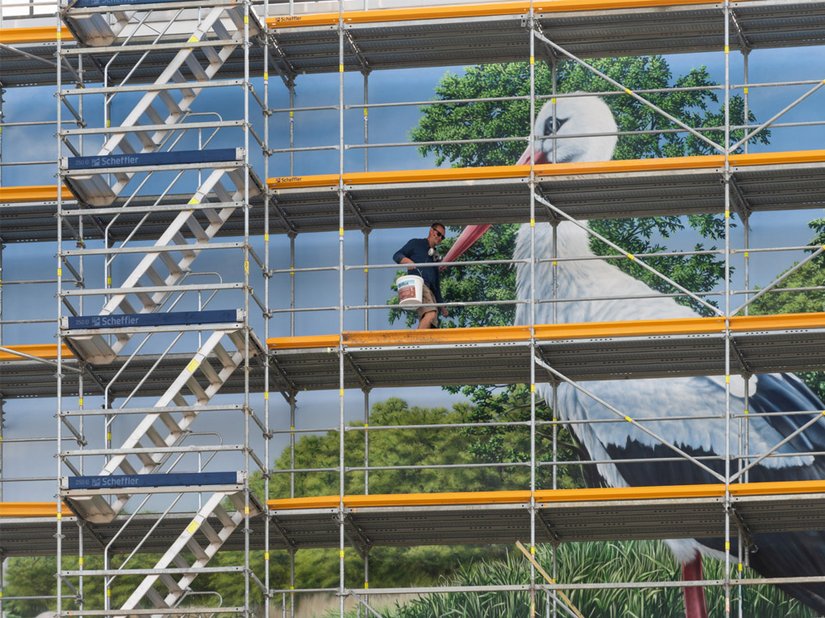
514, 95, 818, 562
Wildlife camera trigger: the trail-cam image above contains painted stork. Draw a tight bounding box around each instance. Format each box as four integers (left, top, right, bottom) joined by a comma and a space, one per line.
442, 95, 825, 616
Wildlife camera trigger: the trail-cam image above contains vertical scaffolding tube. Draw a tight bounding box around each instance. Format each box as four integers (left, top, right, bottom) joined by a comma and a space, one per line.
528, 12, 538, 617
723, 2, 733, 615
55, 2, 65, 613
338, 8, 347, 617
243, 0, 253, 613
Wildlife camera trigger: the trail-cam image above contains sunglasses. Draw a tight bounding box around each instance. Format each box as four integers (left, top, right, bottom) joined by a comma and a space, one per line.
431, 227, 445, 239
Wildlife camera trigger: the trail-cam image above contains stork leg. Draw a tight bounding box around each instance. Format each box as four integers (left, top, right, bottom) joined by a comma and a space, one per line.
682, 555, 708, 618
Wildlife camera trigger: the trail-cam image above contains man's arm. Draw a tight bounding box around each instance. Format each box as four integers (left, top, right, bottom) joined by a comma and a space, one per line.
393, 239, 416, 266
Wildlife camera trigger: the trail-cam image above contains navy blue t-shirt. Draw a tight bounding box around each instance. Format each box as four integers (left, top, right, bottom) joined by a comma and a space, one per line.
393, 238, 443, 304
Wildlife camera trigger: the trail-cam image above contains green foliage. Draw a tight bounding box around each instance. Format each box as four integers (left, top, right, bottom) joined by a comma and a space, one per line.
749, 218, 825, 400
261, 397, 583, 590
266, 397, 579, 498
1, 553, 262, 616
376, 541, 812, 618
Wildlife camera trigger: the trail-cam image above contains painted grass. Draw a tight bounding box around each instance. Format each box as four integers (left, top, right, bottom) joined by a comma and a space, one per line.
367, 540, 813, 618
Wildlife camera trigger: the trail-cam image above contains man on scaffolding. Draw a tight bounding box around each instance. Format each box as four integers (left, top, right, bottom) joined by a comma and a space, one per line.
393, 223, 449, 329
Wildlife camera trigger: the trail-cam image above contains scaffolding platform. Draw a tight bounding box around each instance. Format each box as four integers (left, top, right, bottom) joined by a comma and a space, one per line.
5, 481, 825, 556
0, 345, 265, 399
0, 504, 266, 557
4, 150, 825, 241
5, 0, 825, 86
268, 313, 825, 391
266, 0, 825, 73
265, 481, 825, 549
267, 151, 825, 232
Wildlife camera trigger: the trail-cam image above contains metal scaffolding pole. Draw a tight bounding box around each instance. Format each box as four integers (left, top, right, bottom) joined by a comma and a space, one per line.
723, 2, 734, 615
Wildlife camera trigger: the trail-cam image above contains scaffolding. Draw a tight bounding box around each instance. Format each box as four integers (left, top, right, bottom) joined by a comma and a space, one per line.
2, 0, 825, 616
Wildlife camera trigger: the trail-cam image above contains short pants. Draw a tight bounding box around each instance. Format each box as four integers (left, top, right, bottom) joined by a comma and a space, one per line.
416, 285, 437, 320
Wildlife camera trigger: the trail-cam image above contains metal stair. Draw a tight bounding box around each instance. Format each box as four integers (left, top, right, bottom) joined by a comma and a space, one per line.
65, 326, 257, 523
64, 1, 259, 207
64, 161, 259, 365
57, 0, 262, 614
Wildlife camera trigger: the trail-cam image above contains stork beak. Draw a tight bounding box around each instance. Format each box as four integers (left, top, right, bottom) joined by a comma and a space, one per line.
441, 143, 546, 269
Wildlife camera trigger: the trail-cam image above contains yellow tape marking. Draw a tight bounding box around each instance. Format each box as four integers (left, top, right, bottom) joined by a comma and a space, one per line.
264, 72, 269, 80
339, 550, 345, 558
187, 520, 200, 534
626, 253, 635, 261
264, 391, 269, 400
530, 55, 535, 65
187, 359, 201, 373
339, 64, 344, 73
188, 197, 200, 205
78, 397, 84, 407
57, 268, 63, 277
339, 227, 345, 237
726, 375, 731, 384
265, 551, 270, 561
188, 35, 198, 43
530, 218, 535, 227
743, 86, 749, 94
624, 416, 633, 423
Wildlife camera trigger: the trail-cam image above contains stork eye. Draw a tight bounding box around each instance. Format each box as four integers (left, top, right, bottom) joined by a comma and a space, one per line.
544, 115, 568, 136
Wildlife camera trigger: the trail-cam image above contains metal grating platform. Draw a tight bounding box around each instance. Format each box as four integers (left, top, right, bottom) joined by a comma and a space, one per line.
5, 0, 825, 87
6, 482, 825, 556
0, 351, 266, 399
267, 315, 825, 392
4, 152, 825, 242
265, 483, 825, 550
0, 512, 267, 557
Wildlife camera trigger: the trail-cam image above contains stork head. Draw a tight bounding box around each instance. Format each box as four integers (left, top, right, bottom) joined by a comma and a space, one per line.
444, 94, 618, 264
524, 94, 618, 165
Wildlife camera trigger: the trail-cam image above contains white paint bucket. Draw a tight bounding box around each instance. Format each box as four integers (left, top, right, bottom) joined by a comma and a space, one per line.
396, 274, 424, 307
